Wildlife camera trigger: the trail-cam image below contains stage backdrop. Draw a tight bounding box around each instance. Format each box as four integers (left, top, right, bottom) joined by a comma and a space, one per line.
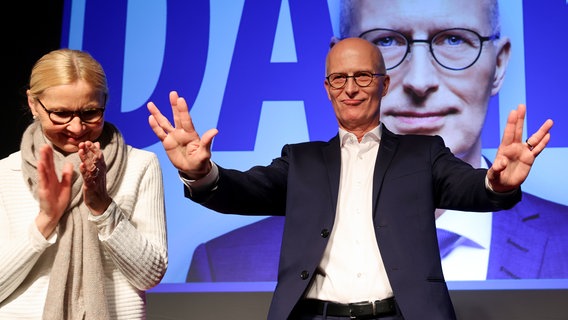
61, 0, 568, 292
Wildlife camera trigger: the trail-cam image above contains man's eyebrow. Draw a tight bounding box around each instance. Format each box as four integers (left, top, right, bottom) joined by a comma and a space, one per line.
378, 25, 470, 36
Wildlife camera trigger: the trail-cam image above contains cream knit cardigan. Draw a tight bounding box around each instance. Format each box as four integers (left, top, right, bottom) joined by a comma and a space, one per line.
0, 147, 168, 319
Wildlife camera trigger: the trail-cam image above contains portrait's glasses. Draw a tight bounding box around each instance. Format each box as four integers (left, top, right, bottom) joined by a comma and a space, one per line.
326, 71, 385, 89
359, 28, 500, 71
36, 98, 106, 125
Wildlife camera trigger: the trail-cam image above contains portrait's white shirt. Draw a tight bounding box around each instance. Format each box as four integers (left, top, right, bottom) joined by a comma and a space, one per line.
435, 156, 492, 281
436, 209, 491, 280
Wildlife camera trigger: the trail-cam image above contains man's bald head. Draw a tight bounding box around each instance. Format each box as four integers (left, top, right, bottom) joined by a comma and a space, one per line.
326, 37, 387, 76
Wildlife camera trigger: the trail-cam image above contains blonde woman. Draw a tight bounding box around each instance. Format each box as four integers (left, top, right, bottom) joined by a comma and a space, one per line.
0, 48, 167, 319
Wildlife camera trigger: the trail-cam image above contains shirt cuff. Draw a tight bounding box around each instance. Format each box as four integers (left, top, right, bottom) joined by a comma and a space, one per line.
179, 161, 219, 192
485, 175, 518, 195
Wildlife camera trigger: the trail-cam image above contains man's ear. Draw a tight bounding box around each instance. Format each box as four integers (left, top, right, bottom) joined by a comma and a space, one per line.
491, 37, 511, 96
381, 75, 391, 97
330, 36, 341, 49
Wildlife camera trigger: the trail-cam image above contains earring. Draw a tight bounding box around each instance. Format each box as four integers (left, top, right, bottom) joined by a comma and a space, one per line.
33, 115, 38, 120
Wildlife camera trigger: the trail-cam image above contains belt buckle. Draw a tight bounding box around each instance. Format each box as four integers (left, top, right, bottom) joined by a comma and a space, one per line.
348, 301, 375, 319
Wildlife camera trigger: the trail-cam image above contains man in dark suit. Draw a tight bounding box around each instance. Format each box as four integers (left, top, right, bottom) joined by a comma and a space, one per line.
185, 0, 568, 283
148, 37, 553, 319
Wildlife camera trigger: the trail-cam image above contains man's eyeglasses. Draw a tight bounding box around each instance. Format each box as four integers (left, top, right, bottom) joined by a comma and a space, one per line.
359, 28, 500, 71
36, 98, 105, 125
326, 71, 385, 89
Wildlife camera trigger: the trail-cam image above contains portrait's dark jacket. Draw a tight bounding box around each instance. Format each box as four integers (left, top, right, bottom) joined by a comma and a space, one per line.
186, 126, 521, 320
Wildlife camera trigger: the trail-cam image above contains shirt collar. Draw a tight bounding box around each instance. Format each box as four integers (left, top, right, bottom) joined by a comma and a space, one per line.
339, 124, 382, 147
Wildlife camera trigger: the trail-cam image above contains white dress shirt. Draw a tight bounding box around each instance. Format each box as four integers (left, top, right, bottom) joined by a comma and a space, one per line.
305, 125, 393, 303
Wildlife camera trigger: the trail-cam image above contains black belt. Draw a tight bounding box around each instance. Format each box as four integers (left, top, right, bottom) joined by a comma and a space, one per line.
297, 297, 397, 319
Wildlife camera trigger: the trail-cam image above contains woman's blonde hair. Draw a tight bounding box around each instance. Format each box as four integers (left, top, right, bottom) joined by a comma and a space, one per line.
28, 48, 108, 105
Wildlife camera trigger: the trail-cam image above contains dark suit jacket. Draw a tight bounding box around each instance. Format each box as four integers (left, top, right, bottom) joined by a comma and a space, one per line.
186, 127, 521, 320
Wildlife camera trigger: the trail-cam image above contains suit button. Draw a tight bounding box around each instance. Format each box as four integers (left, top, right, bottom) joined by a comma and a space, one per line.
320, 229, 330, 238
300, 271, 309, 280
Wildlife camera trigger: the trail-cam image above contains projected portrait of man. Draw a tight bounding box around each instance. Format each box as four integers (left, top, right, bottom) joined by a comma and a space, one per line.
185, 0, 568, 282
340, 0, 568, 280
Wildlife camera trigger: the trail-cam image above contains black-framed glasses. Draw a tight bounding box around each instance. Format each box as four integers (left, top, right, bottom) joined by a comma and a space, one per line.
326, 71, 385, 89
36, 98, 105, 124
359, 28, 500, 71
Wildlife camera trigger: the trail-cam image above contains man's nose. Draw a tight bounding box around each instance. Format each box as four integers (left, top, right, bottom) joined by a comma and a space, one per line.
400, 44, 439, 98
343, 76, 360, 93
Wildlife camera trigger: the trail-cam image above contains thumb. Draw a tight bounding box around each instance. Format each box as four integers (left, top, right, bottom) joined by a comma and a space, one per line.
487, 156, 507, 180
201, 128, 219, 150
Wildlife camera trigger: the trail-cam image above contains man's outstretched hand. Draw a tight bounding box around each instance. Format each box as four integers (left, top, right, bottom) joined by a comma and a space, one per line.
147, 91, 218, 180
487, 104, 553, 192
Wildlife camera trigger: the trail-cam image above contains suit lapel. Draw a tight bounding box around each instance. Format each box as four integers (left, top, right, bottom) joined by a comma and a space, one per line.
372, 126, 399, 215
323, 135, 341, 213
322, 129, 399, 215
